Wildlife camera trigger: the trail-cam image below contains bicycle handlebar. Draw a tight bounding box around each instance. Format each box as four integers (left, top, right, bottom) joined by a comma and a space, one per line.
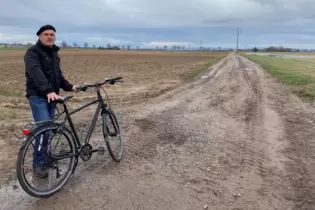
75, 77, 123, 92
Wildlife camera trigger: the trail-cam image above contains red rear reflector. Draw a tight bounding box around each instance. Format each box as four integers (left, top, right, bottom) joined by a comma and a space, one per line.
22, 129, 30, 135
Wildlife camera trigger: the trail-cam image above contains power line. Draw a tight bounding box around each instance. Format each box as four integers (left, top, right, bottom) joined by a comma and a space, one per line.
236, 28, 240, 52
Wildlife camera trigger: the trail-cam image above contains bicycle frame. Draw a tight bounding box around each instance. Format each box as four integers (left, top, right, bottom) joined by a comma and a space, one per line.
57, 88, 106, 149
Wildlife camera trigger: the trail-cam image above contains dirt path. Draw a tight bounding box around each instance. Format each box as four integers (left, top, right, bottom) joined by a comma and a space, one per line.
1, 52, 315, 210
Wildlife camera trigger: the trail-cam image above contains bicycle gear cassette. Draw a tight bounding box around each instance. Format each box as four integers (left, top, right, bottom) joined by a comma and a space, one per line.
80, 144, 93, 161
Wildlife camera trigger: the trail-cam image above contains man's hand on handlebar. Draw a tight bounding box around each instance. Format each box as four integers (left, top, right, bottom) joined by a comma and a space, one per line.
71, 86, 77, 93
47, 92, 61, 102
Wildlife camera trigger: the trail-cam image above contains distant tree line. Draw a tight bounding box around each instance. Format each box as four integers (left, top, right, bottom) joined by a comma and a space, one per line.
3, 41, 314, 52
58, 41, 231, 51
60, 41, 134, 50
249, 46, 315, 53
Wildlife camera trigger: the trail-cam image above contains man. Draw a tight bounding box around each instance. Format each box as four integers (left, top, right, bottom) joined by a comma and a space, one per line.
24, 24, 76, 178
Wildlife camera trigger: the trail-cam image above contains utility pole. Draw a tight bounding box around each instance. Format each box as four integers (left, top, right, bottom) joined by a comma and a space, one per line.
236, 28, 240, 52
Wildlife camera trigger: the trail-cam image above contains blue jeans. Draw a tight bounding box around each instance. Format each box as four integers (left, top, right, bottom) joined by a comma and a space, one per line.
28, 96, 56, 165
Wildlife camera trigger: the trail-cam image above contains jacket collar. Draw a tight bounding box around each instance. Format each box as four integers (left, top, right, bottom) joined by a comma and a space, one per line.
36, 40, 60, 52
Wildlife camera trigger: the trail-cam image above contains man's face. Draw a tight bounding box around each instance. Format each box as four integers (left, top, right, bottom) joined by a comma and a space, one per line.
39, 29, 55, 47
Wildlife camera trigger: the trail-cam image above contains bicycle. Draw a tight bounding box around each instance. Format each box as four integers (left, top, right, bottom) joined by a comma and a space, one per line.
16, 76, 124, 198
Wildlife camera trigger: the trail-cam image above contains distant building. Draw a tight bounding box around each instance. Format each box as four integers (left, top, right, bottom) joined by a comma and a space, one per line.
0, 43, 9, 48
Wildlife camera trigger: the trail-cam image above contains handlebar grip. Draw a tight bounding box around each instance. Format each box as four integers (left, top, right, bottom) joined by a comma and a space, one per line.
104, 77, 122, 82
112, 76, 122, 80
106, 77, 123, 85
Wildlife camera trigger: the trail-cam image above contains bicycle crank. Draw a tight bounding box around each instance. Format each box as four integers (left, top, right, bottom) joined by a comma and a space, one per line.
79, 144, 106, 161
80, 144, 93, 161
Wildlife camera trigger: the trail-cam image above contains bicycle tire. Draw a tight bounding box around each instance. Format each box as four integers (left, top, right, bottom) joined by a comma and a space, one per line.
102, 108, 124, 162
16, 123, 77, 198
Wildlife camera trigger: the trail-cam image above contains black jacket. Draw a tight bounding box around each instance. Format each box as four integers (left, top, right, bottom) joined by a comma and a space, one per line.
24, 40, 73, 98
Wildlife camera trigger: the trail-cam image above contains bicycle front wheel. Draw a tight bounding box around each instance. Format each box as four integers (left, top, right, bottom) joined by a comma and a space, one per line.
102, 108, 124, 162
16, 123, 77, 198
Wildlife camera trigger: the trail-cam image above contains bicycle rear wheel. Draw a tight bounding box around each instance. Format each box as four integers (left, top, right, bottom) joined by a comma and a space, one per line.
16, 123, 77, 198
102, 108, 124, 162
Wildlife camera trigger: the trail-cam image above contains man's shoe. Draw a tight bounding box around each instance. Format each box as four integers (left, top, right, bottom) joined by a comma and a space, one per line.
33, 164, 49, 178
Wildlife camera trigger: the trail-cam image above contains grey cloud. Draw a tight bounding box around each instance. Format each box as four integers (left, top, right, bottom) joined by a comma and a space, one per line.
2, 0, 315, 48
2, 0, 315, 31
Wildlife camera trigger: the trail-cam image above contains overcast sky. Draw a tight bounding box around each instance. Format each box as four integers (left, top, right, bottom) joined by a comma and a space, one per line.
1, 0, 315, 49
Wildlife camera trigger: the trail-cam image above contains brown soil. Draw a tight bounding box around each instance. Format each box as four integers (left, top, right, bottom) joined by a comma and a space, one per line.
1, 52, 315, 210
0, 49, 223, 185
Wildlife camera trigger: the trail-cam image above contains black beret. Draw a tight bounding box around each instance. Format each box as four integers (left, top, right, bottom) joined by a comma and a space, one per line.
36, 24, 56, 36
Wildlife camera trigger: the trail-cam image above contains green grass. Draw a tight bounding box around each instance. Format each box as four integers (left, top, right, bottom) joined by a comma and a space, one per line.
243, 54, 315, 101
0, 47, 26, 51
184, 55, 227, 80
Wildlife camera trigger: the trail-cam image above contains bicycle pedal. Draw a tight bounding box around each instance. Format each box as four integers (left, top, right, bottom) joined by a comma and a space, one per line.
98, 147, 105, 155
109, 132, 117, 137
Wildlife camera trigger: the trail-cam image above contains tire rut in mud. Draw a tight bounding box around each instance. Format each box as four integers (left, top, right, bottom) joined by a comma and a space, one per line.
227, 55, 291, 209
238, 57, 266, 173
236, 55, 315, 209
237, 55, 262, 102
